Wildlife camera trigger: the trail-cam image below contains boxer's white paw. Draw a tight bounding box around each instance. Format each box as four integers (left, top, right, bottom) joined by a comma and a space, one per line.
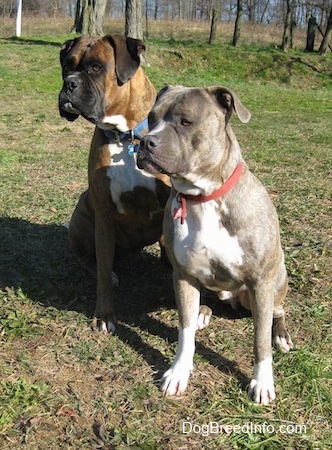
197, 305, 212, 330
248, 358, 275, 405
99, 320, 116, 334
112, 271, 119, 287
160, 362, 193, 396
273, 333, 293, 353
92, 316, 116, 334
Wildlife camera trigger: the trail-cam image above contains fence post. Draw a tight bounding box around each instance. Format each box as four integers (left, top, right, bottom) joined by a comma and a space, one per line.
16, 0, 22, 37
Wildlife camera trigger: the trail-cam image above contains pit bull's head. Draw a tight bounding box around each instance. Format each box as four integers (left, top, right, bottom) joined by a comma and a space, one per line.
137, 85, 251, 194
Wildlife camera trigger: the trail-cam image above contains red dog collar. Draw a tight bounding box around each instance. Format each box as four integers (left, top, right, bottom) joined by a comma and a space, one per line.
173, 162, 243, 224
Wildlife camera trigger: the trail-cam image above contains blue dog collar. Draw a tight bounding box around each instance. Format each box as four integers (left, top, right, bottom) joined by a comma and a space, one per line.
103, 117, 148, 156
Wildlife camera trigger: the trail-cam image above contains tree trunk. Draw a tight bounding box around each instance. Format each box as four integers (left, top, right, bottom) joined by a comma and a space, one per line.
319, 7, 332, 54
281, 0, 295, 51
232, 0, 243, 47
74, 0, 106, 36
209, 9, 218, 45
145, 0, 149, 38
125, 0, 147, 65
259, 0, 270, 24
305, 16, 317, 52
125, 0, 143, 40
154, 0, 158, 20
247, 0, 255, 23
178, 0, 183, 20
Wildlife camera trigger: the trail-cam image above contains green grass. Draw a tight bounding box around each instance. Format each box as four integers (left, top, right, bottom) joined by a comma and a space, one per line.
0, 29, 331, 449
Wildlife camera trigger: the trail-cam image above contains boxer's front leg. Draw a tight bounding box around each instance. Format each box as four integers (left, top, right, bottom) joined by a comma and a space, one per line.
160, 271, 200, 395
248, 281, 275, 405
91, 211, 117, 333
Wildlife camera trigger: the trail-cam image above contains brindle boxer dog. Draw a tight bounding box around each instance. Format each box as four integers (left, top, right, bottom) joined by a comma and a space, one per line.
59, 35, 169, 333
137, 85, 293, 404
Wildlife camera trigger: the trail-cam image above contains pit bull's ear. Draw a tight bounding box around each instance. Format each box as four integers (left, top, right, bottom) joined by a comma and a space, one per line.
156, 85, 172, 101
60, 37, 81, 65
107, 34, 145, 85
210, 87, 251, 124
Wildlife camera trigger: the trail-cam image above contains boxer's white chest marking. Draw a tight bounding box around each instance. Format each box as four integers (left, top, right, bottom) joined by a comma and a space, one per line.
172, 198, 244, 289
106, 141, 157, 214
100, 115, 130, 132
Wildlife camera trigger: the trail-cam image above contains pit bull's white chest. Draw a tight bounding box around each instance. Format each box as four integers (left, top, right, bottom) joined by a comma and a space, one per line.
106, 141, 157, 214
172, 197, 244, 290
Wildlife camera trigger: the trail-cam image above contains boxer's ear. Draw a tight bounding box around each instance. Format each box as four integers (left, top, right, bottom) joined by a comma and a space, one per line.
60, 38, 81, 65
210, 87, 251, 124
106, 35, 145, 84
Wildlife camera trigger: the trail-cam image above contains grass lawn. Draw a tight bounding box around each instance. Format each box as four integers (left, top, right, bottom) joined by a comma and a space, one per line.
0, 32, 331, 449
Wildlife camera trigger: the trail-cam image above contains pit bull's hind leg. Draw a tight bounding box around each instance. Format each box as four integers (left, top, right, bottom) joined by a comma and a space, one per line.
272, 268, 293, 353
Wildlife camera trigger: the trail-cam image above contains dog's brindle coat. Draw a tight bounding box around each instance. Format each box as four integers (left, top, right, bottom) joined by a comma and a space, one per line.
137, 85, 293, 404
59, 35, 169, 333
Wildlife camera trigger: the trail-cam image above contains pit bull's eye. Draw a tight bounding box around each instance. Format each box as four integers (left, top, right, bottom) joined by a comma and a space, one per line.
181, 118, 192, 127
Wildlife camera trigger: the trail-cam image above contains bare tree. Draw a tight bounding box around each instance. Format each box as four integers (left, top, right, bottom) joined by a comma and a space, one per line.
73, 0, 107, 36
281, 0, 295, 50
209, 8, 218, 44
319, 5, 332, 54
125, 0, 143, 39
125, 0, 148, 64
233, 0, 243, 46
247, 0, 256, 22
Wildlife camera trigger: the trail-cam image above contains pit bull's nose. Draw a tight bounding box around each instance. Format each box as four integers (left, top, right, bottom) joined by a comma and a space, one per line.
141, 134, 161, 151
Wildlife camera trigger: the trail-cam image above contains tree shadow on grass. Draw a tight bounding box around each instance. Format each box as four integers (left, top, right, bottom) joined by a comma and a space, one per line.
0, 216, 250, 389
5, 37, 63, 47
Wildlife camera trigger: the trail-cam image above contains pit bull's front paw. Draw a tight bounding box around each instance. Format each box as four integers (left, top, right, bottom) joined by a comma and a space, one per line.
160, 363, 193, 396
248, 379, 276, 405
248, 358, 275, 404
273, 329, 293, 353
91, 315, 116, 334
197, 305, 212, 330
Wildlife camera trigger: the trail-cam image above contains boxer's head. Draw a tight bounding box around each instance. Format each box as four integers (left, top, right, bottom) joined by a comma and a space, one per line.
58, 35, 148, 127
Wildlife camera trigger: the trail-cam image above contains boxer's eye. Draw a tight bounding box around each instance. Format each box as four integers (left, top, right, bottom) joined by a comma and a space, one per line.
91, 64, 101, 73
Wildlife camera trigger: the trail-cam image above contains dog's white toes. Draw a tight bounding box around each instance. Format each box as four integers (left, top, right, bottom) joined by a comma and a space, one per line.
273, 335, 293, 353
99, 322, 109, 334
98, 320, 116, 334
197, 305, 212, 330
160, 365, 192, 396
112, 271, 119, 287
249, 379, 276, 405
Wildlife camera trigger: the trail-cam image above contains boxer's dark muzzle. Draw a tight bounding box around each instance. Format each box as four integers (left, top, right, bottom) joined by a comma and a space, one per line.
58, 72, 105, 124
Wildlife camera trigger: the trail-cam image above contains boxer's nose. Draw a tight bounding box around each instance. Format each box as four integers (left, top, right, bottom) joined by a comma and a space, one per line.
64, 75, 81, 94
141, 134, 161, 152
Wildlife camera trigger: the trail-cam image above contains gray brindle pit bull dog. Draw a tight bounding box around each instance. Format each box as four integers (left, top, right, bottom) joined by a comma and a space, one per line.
137, 85, 293, 404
